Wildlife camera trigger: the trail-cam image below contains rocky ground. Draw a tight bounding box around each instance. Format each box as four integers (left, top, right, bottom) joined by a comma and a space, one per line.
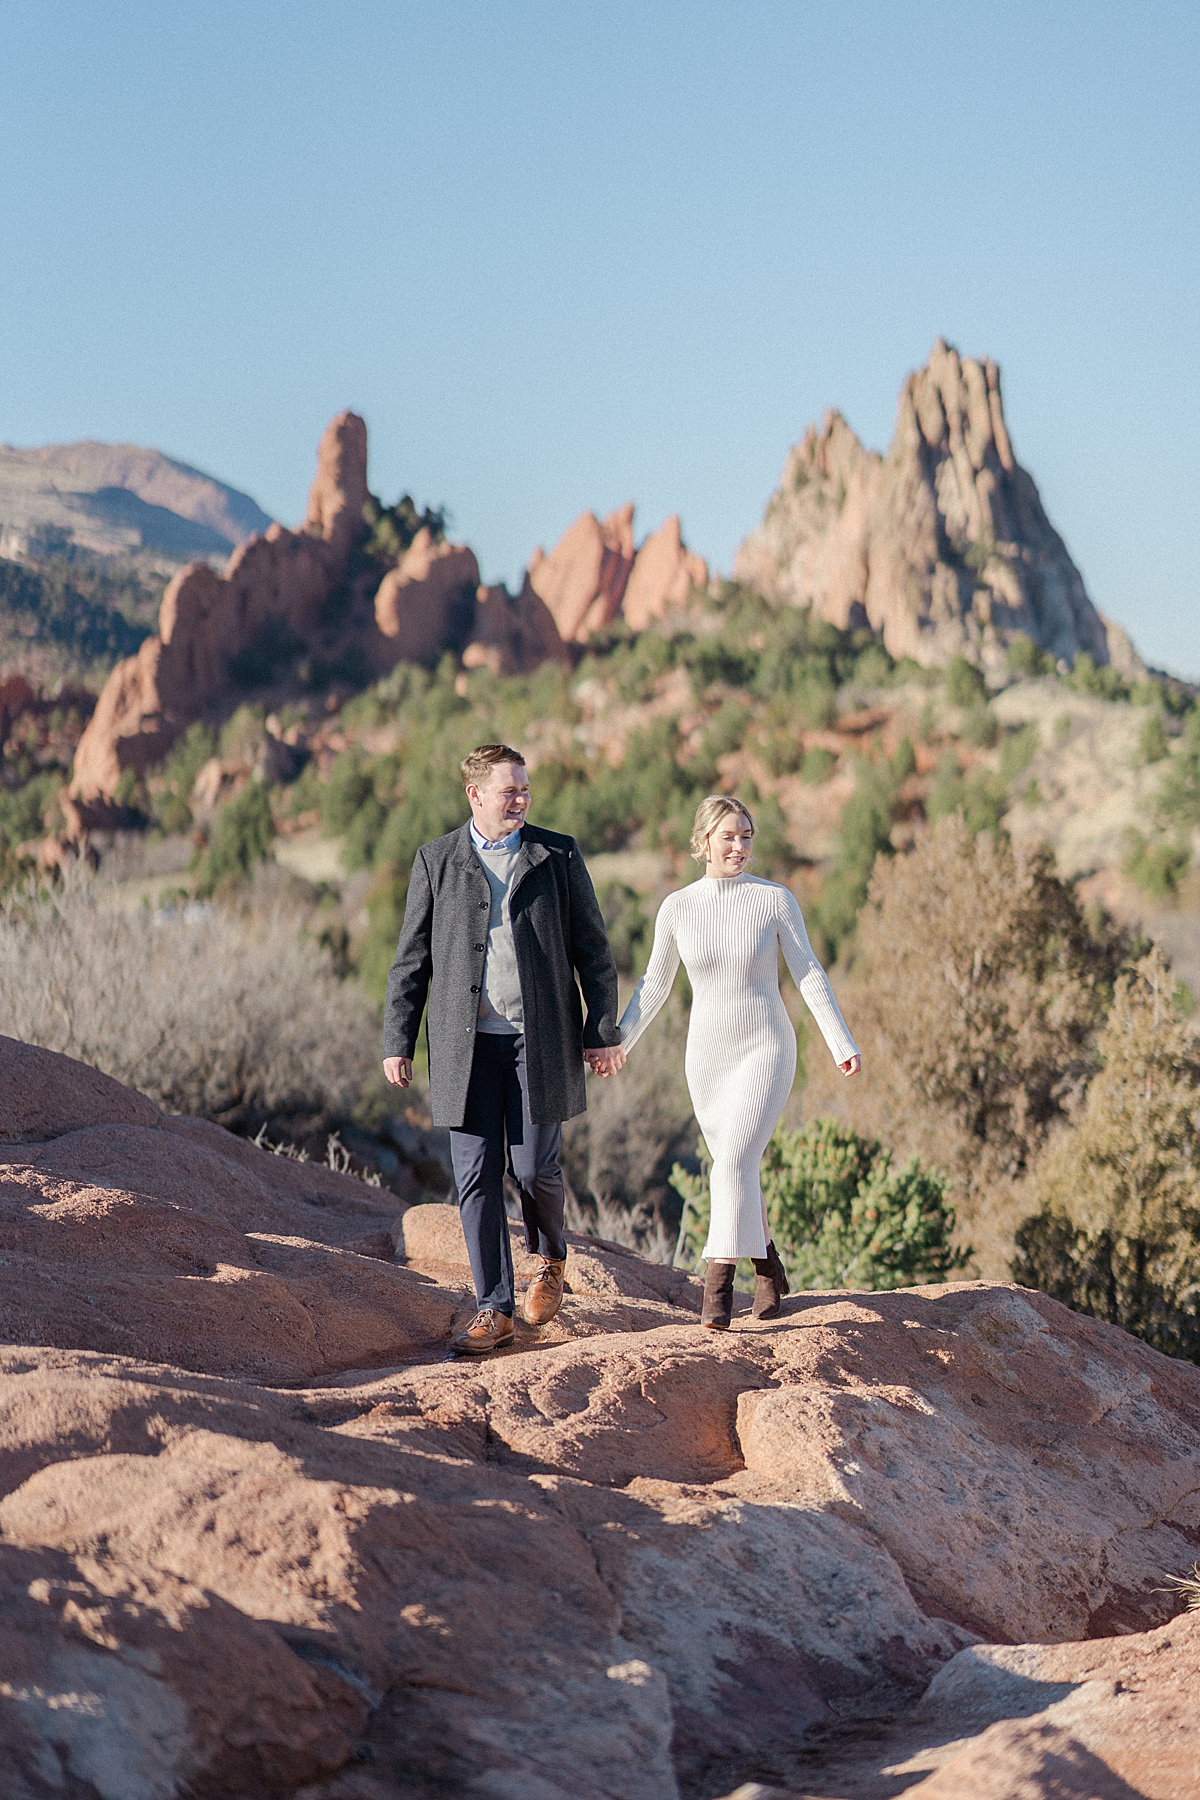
2, 1035, 1199, 1799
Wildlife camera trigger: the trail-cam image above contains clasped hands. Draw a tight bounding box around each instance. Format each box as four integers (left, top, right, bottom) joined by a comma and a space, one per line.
388, 1046, 852, 1085
384, 1047, 628, 1088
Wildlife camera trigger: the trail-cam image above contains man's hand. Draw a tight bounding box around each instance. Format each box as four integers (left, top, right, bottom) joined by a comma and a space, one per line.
585, 1045, 626, 1078
840, 1054, 862, 1078
383, 1056, 413, 1088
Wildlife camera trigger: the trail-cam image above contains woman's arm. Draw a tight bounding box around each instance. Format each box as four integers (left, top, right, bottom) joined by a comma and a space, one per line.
776, 886, 861, 1067
616, 897, 681, 1055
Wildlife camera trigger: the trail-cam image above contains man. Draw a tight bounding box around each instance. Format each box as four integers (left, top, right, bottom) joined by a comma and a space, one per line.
382, 744, 624, 1354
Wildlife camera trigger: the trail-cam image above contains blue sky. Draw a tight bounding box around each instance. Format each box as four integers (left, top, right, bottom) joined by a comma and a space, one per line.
2, 1, 1197, 675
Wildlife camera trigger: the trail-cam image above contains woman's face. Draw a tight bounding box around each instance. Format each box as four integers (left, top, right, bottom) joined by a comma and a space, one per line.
705, 813, 753, 877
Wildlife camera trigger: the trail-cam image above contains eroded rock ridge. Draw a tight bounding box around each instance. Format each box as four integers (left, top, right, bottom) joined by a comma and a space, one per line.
736, 338, 1142, 677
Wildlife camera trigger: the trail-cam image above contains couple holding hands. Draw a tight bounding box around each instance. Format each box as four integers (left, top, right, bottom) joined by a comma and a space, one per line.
383, 744, 860, 1353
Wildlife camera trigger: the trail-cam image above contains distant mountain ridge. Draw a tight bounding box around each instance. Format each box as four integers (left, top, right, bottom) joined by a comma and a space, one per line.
0, 440, 273, 563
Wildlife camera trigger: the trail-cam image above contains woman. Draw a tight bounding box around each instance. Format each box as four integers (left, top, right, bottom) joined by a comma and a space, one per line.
618, 795, 861, 1328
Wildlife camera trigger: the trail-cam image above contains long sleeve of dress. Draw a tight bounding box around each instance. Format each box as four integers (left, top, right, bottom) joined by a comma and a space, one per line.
616, 896, 681, 1054
776, 887, 860, 1066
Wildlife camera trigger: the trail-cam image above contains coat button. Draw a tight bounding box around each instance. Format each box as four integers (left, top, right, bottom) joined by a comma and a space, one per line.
478, 901, 488, 909
474, 943, 485, 952
470, 985, 480, 993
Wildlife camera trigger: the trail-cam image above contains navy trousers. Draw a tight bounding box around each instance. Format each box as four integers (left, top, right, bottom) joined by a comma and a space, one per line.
448, 1032, 567, 1316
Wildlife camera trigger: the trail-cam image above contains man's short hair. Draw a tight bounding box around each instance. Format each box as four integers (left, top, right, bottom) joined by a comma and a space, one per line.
461, 744, 526, 790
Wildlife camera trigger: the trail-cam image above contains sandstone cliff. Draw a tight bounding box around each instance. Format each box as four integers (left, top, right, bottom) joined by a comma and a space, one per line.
737, 339, 1142, 676
1, 1034, 1198, 1799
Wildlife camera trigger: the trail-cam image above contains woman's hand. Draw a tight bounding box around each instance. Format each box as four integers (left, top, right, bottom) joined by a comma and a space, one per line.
839, 1054, 862, 1078
585, 1046, 626, 1077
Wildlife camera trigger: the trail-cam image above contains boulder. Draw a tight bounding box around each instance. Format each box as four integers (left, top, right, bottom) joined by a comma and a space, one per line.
372, 529, 480, 664
736, 339, 1145, 675
621, 514, 708, 631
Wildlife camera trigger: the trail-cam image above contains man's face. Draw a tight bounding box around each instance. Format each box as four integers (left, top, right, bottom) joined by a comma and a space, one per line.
467, 761, 531, 841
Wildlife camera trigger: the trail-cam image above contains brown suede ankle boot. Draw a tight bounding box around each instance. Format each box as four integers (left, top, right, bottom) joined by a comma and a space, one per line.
751, 1241, 790, 1319
701, 1260, 736, 1330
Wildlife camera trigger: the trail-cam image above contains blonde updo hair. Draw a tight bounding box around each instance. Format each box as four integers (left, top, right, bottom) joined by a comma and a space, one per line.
690, 794, 756, 863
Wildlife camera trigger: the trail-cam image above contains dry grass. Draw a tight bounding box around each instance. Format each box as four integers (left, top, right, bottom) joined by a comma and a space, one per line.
1160, 1564, 1200, 1612
0, 867, 378, 1125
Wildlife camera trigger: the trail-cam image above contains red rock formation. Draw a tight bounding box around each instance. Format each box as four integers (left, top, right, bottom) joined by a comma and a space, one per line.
462, 576, 574, 676
372, 528, 481, 664
622, 514, 708, 631
64, 411, 580, 822
737, 339, 1143, 675
68, 412, 371, 822
302, 409, 370, 556
528, 503, 637, 642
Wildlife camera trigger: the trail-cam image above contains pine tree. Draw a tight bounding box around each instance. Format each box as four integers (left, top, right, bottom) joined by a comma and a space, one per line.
1013, 949, 1200, 1361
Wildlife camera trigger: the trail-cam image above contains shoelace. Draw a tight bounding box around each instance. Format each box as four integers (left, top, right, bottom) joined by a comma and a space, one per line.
533, 1260, 562, 1287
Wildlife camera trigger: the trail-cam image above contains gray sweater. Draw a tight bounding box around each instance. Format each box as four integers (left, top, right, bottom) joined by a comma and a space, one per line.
473, 838, 524, 1033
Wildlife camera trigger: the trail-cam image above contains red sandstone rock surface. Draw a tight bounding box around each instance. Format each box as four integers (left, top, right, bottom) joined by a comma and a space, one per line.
528, 502, 638, 642
529, 504, 708, 644
2, 1036, 1199, 1797
736, 339, 1143, 677
623, 515, 709, 632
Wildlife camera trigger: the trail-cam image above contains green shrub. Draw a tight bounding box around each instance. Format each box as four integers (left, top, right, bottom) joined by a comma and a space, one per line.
363, 493, 446, 564
810, 759, 898, 957
1135, 712, 1170, 768
1006, 634, 1053, 678
596, 881, 651, 976
944, 655, 986, 708
961, 702, 998, 748
195, 782, 274, 896
321, 753, 376, 835
1064, 651, 1130, 702
800, 747, 837, 785
0, 771, 64, 849
890, 737, 917, 782
999, 722, 1040, 784
742, 788, 792, 876
671, 1118, 969, 1290
1157, 706, 1200, 831
1121, 829, 1190, 901
926, 752, 1007, 838
154, 722, 216, 833
1013, 950, 1200, 1363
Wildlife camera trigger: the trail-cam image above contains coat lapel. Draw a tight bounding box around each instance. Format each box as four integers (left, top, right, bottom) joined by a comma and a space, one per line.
450, 823, 479, 871
510, 829, 549, 899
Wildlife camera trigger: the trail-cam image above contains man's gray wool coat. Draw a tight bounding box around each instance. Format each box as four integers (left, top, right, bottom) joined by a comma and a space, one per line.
382, 822, 622, 1128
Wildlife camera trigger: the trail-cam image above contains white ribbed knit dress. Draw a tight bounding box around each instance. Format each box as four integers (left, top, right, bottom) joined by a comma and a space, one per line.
618, 875, 859, 1261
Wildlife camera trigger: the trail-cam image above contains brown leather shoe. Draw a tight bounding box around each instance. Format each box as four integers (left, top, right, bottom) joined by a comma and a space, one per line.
522, 1256, 566, 1326
452, 1308, 515, 1354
